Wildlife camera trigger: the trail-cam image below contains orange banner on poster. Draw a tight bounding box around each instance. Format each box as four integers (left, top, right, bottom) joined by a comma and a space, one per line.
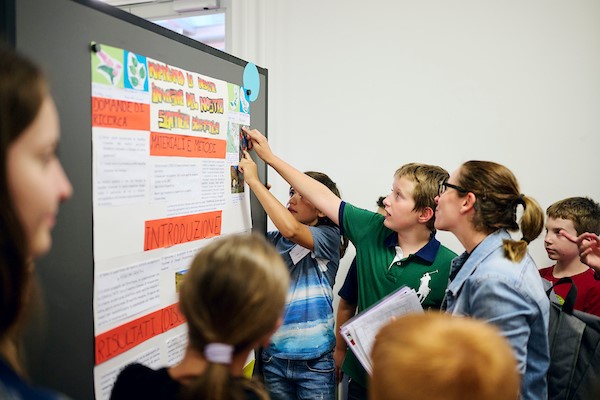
95, 303, 185, 365
91, 97, 150, 131
149, 132, 225, 158
144, 211, 222, 251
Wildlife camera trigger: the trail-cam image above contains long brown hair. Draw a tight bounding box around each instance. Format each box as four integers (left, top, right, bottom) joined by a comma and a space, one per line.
0, 45, 48, 346
304, 171, 349, 257
179, 234, 289, 400
457, 160, 544, 262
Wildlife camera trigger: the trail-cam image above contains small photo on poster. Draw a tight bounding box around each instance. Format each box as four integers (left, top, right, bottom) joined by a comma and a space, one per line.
239, 125, 249, 162
175, 269, 187, 293
230, 165, 244, 194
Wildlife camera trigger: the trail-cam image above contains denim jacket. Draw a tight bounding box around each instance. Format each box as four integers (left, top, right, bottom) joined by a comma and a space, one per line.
444, 230, 549, 400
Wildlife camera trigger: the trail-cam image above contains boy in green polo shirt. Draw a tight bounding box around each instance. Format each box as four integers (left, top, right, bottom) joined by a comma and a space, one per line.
243, 127, 457, 399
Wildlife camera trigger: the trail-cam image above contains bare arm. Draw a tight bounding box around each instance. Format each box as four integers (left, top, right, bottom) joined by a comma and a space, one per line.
334, 298, 357, 382
238, 151, 315, 250
243, 128, 342, 225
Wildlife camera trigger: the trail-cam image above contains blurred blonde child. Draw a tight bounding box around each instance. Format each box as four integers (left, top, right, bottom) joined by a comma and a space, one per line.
370, 313, 520, 400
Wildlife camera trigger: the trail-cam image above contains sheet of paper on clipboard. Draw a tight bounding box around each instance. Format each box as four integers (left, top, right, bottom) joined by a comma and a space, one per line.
340, 286, 423, 375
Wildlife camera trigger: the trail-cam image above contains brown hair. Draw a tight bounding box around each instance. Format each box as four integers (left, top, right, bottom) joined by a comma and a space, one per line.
547, 197, 600, 235
304, 171, 349, 258
370, 313, 520, 400
456, 161, 544, 262
0, 45, 48, 347
395, 163, 449, 231
179, 234, 289, 400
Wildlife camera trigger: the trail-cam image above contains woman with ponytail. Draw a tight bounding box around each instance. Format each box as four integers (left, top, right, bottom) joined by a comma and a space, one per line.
434, 161, 549, 400
110, 234, 289, 400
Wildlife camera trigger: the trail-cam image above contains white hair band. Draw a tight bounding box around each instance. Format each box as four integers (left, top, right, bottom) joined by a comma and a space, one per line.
204, 343, 234, 364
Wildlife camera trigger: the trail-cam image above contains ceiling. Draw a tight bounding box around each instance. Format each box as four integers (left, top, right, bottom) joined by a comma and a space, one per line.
96, 0, 225, 51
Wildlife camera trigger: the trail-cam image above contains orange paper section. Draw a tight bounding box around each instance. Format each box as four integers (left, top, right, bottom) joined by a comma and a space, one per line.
95, 303, 185, 365
144, 211, 222, 251
149, 132, 225, 158
91, 97, 150, 131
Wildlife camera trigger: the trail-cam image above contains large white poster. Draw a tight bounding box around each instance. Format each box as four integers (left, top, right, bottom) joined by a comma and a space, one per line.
90, 44, 252, 400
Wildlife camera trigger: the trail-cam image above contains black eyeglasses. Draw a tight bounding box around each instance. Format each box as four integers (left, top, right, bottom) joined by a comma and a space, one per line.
438, 181, 469, 196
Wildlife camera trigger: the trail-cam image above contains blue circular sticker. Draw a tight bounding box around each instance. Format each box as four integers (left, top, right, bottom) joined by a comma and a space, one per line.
243, 63, 260, 102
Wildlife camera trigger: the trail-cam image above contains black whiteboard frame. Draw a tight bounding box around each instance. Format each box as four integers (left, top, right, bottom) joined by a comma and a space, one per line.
1, 1, 268, 398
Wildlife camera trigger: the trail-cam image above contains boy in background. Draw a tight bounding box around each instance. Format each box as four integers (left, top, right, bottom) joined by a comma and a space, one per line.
242, 127, 456, 399
540, 196, 600, 315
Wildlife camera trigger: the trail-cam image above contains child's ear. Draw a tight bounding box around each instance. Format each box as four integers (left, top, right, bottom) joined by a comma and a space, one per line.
316, 209, 326, 219
418, 207, 434, 224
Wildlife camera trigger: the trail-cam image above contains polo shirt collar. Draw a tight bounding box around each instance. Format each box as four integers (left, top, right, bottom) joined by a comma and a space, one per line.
383, 232, 440, 264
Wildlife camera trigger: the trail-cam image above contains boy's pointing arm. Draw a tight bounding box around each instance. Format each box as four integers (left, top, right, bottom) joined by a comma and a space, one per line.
243, 127, 342, 226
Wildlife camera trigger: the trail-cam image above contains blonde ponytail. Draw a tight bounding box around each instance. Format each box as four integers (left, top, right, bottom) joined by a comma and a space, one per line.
179, 234, 289, 400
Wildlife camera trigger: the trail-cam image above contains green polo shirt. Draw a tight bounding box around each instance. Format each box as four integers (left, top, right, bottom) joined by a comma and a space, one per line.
339, 202, 457, 388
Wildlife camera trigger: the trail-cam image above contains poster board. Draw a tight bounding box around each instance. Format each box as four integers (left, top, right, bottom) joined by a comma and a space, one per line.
4, 1, 268, 398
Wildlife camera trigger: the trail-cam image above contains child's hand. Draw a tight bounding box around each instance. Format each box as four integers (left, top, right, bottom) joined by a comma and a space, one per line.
561, 230, 600, 271
238, 150, 259, 185
579, 233, 600, 271
242, 127, 274, 163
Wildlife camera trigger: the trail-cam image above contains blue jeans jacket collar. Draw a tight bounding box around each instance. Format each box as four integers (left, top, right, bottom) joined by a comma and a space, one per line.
447, 229, 510, 298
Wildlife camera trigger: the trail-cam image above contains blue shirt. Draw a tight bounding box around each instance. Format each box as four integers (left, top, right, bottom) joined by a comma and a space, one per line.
267, 224, 341, 359
0, 357, 70, 400
444, 229, 550, 400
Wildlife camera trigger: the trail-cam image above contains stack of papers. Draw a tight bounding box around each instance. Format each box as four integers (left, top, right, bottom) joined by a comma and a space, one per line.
340, 286, 423, 375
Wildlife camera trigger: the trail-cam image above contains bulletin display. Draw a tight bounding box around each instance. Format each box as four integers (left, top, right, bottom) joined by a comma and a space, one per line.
5, 0, 269, 399
91, 44, 254, 399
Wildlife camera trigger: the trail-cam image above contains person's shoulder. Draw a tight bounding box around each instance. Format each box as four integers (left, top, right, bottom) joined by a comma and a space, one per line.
120, 363, 174, 387
0, 371, 68, 400
538, 265, 554, 274
112, 363, 174, 399
266, 230, 281, 243
472, 250, 527, 279
538, 265, 554, 278
342, 202, 386, 232
576, 268, 600, 287
118, 363, 156, 379
474, 253, 547, 296
311, 223, 340, 236
343, 202, 380, 221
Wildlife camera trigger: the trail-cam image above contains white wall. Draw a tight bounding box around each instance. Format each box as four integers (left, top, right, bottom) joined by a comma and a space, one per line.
228, 0, 600, 307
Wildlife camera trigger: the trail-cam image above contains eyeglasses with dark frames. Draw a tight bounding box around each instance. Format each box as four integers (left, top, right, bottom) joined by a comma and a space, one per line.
438, 181, 469, 196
